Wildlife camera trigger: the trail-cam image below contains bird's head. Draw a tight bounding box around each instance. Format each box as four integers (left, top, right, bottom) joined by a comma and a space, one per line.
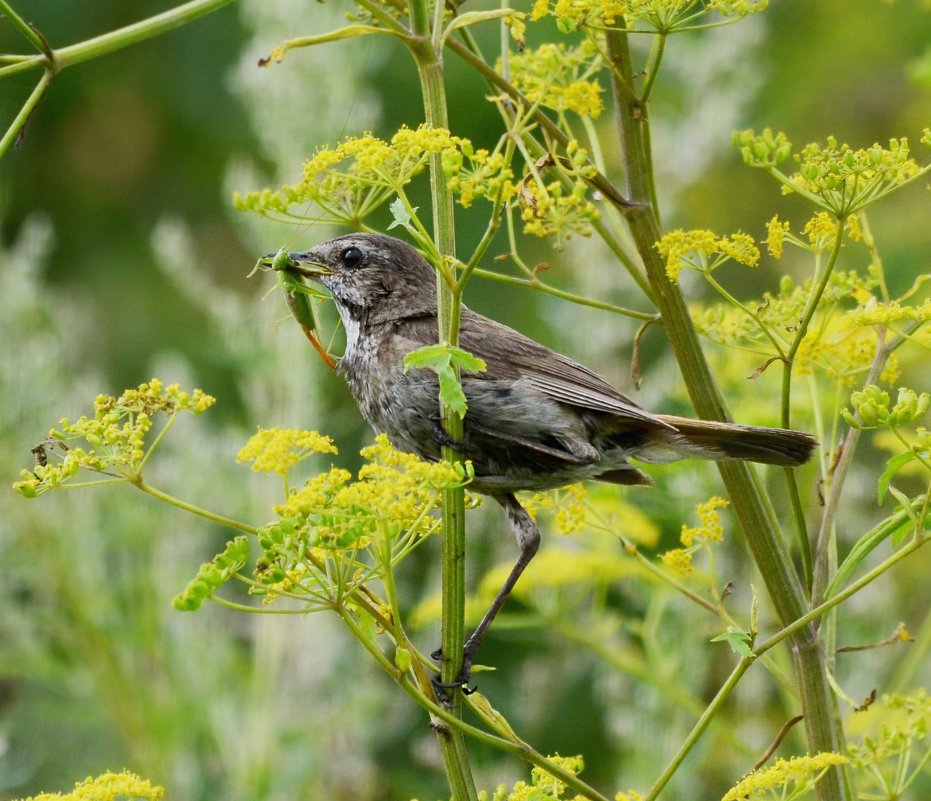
281, 233, 437, 324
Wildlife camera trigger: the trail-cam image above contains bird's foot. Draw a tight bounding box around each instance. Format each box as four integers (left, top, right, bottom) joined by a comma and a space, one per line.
431, 421, 469, 453
430, 647, 477, 706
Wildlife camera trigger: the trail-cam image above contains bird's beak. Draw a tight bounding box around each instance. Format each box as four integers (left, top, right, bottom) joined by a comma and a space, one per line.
285, 251, 333, 280
252, 247, 332, 280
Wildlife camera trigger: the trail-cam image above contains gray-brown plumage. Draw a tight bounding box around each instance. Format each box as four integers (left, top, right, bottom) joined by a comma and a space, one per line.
281, 232, 815, 685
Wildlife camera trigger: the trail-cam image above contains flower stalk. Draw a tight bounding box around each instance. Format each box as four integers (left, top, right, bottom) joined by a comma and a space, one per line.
605, 25, 849, 801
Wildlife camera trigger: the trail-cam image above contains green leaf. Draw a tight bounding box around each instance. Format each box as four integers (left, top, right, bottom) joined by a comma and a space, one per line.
877, 450, 919, 503
441, 9, 524, 47
388, 197, 416, 232
711, 626, 753, 657
438, 363, 467, 417
403, 343, 452, 371
887, 485, 918, 546
403, 343, 486, 417
447, 345, 487, 374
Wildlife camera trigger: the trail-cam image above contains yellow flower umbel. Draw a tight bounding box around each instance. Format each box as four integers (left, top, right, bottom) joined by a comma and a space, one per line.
234, 124, 465, 225
503, 41, 604, 120
13, 771, 165, 801
13, 379, 215, 497
660, 497, 729, 577
656, 229, 760, 283
721, 753, 848, 801
477, 754, 587, 801
244, 432, 473, 603
529, 0, 766, 33
515, 140, 600, 244
237, 427, 338, 477
735, 128, 931, 215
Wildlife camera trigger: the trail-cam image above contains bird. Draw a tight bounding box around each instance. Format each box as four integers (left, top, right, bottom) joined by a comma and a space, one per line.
275, 232, 815, 685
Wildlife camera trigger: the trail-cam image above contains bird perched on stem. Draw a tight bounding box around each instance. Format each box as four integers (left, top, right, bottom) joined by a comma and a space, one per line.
273, 232, 815, 687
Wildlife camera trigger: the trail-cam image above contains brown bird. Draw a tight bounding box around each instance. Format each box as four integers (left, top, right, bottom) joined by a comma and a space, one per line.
277, 232, 815, 685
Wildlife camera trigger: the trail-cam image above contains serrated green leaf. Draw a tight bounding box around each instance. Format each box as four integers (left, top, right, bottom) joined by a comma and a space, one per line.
710, 626, 753, 657
403, 343, 452, 372
447, 345, 487, 374
438, 364, 468, 417
388, 197, 415, 232
877, 450, 918, 503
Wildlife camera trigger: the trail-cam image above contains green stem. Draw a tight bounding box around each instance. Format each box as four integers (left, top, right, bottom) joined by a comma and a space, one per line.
0, 68, 53, 158
133, 480, 258, 535
0, 0, 51, 55
810, 324, 891, 607
407, 3, 476, 797
756, 524, 929, 658
605, 26, 848, 800
645, 656, 754, 801
472, 268, 657, 320
48, 0, 234, 73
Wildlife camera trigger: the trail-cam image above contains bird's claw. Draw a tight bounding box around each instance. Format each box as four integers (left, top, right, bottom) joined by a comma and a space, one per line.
430, 647, 477, 706
432, 421, 468, 452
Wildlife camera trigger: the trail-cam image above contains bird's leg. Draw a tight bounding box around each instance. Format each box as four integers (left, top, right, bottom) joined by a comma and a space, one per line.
433, 493, 541, 695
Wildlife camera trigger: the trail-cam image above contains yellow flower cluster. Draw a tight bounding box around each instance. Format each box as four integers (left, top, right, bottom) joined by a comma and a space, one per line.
257, 433, 469, 563
738, 128, 929, 215
847, 690, 931, 771
660, 547, 694, 576
13, 380, 215, 497
680, 496, 728, 545
237, 427, 338, 476
850, 297, 931, 327
656, 229, 760, 283
14, 771, 164, 801
794, 317, 887, 386
517, 142, 600, 243
443, 142, 516, 208
764, 215, 790, 259
477, 754, 587, 801
660, 497, 728, 576
721, 753, 848, 801
529, 0, 765, 31
234, 125, 466, 224
790, 136, 923, 214
505, 42, 604, 119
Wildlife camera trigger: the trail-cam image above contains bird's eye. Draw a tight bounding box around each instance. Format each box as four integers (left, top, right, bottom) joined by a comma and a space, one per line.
340, 247, 363, 269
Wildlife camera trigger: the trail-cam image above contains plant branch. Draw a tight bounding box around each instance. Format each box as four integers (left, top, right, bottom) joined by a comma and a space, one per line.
604, 25, 849, 800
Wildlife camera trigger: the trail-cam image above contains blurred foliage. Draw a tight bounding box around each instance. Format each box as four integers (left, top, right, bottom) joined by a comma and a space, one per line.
1, 1, 930, 800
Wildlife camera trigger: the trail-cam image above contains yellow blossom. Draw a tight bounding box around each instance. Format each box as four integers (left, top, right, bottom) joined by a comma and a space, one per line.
680, 496, 728, 546
803, 211, 838, 250
765, 215, 790, 259
237, 427, 338, 475
656, 229, 759, 283
850, 298, 931, 327
721, 753, 848, 801
660, 548, 693, 576
476, 754, 587, 801
13, 771, 165, 801
553, 483, 588, 534
13, 380, 215, 497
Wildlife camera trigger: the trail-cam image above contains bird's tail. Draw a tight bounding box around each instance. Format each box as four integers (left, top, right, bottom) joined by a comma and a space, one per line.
642, 415, 817, 467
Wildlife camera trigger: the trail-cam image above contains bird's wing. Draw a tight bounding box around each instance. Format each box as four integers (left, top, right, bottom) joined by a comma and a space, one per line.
400, 308, 671, 429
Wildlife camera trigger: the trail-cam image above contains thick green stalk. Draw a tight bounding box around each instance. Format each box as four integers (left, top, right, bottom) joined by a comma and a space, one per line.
0, 0, 236, 79
407, 3, 476, 799
604, 28, 848, 800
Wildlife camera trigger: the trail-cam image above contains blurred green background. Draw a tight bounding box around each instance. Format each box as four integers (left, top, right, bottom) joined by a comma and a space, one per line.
1, 1, 929, 799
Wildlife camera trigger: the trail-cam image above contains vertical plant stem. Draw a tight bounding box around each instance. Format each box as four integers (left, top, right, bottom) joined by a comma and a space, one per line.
604, 27, 849, 801
407, 3, 476, 799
